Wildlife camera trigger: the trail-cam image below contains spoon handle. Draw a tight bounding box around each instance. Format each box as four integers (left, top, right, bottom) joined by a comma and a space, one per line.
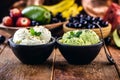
96, 23, 115, 64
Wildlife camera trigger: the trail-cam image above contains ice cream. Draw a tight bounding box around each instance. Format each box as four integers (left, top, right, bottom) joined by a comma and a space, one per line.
59, 29, 100, 46
13, 26, 51, 45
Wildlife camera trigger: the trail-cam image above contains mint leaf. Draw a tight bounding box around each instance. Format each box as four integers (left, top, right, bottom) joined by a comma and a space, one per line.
30, 28, 35, 36
74, 31, 82, 37
30, 28, 41, 36
34, 32, 41, 36
67, 31, 82, 39
67, 31, 74, 39
70, 31, 74, 36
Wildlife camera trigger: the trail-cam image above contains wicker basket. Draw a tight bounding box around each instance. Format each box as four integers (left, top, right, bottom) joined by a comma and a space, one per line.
63, 22, 112, 38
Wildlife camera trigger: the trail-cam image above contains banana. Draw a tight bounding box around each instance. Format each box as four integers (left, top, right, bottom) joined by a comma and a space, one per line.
62, 3, 77, 19
61, 3, 83, 19
77, 6, 83, 13
62, 9, 71, 19
69, 3, 78, 17
43, 0, 75, 16
71, 5, 83, 17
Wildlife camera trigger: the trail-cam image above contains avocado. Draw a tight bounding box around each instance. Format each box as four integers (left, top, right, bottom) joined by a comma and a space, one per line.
113, 29, 120, 48
22, 5, 51, 24
117, 26, 120, 37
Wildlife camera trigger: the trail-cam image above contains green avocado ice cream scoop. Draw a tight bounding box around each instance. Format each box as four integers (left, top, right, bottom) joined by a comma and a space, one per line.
59, 29, 100, 46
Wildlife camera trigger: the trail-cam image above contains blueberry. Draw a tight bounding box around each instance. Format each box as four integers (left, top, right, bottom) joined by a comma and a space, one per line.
91, 17, 96, 21
82, 20, 87, 25
31, 20, 37, 26
87, 24, 93, 29
101, 21, 109, 27
73, 20, 78, 23
69, 17, 74, 22
79, 19, 83, 24
104, 36, 111, 45
96, 17, 102, 21
96, 21, 101, 25
51, 18, 59, 23
76, 14, 80, 19
55, 12, 62, 19
61, 18, 66, 22
31, 21, 41, 26
80, 16, 85, 20
92, 21, 97, 25
66, 23, 73, 27
74, 23, 79, 28
0, 35, 5, 44
78, 24, 82, 28
91, 25, 96, 29
79, 14, 84, 18
85, 15, 91, 21
36, 22, 40, 26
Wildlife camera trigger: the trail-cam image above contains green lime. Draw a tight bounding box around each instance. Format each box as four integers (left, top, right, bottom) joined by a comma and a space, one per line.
22, 5, 51, 24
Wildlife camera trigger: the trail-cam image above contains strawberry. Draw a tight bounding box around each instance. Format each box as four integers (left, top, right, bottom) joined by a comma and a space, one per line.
2, 16, 13, 26
16, 17, 31, 27
10, 8, 21, 19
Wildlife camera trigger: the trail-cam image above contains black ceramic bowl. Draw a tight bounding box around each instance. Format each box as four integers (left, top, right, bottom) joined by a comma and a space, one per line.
8, 37, 55, 65
56, 37, 103, 65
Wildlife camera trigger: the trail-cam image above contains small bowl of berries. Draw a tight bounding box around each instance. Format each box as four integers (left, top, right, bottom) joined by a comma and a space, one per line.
63, 14, 112, 38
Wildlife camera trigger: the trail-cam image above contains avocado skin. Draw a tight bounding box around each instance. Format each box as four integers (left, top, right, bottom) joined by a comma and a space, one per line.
22, 5, 51, 24
113, 29, 120, 48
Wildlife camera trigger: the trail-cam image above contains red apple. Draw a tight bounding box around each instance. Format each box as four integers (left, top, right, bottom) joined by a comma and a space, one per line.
2, 16, 13, 26
16, 17, 31, 27
10, 8, 21, 18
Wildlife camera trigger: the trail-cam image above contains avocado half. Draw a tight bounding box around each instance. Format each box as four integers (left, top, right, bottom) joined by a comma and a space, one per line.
113, 29, 120, 48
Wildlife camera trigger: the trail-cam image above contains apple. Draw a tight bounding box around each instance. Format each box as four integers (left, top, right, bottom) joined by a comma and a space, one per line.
2, 16, 13, 26
16, 17, 31, 27
10, 8, 21, 18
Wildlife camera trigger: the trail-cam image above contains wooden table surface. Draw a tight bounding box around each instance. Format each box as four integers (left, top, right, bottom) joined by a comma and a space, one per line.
0, 29, 120, 80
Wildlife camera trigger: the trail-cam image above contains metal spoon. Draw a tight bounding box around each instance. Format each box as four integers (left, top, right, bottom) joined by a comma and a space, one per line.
96, 23, 115, 64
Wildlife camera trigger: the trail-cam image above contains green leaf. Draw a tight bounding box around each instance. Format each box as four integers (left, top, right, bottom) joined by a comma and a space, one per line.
67, 31, 82, 39
70, 31, 74, 36
67, 31, 74, 39
34, 31, 41, 36
30, 28, 35, 36
74, 31, 82, 37
30, 28, 41, 36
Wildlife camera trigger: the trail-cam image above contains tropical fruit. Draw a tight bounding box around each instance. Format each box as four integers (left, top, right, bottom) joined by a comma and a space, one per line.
43, 0, 75, 16
22, 5, 51, 24
113, 26, 120, 48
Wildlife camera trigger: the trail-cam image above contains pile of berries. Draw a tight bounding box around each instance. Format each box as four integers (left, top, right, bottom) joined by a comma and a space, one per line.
50, 12, 66, 24
66, 14, 109, 29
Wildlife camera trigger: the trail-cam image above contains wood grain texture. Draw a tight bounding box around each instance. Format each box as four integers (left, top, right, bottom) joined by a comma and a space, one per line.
0, 45, 54, 80
53, 48, 120, 80
107, 46, 120, 77
0, 29, 120, 80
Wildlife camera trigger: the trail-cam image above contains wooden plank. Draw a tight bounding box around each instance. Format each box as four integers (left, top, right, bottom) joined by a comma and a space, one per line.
0, 45, 54, 80
107, 46, 120, 77
0, 29, 11, 55
53, 48, 120, 80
